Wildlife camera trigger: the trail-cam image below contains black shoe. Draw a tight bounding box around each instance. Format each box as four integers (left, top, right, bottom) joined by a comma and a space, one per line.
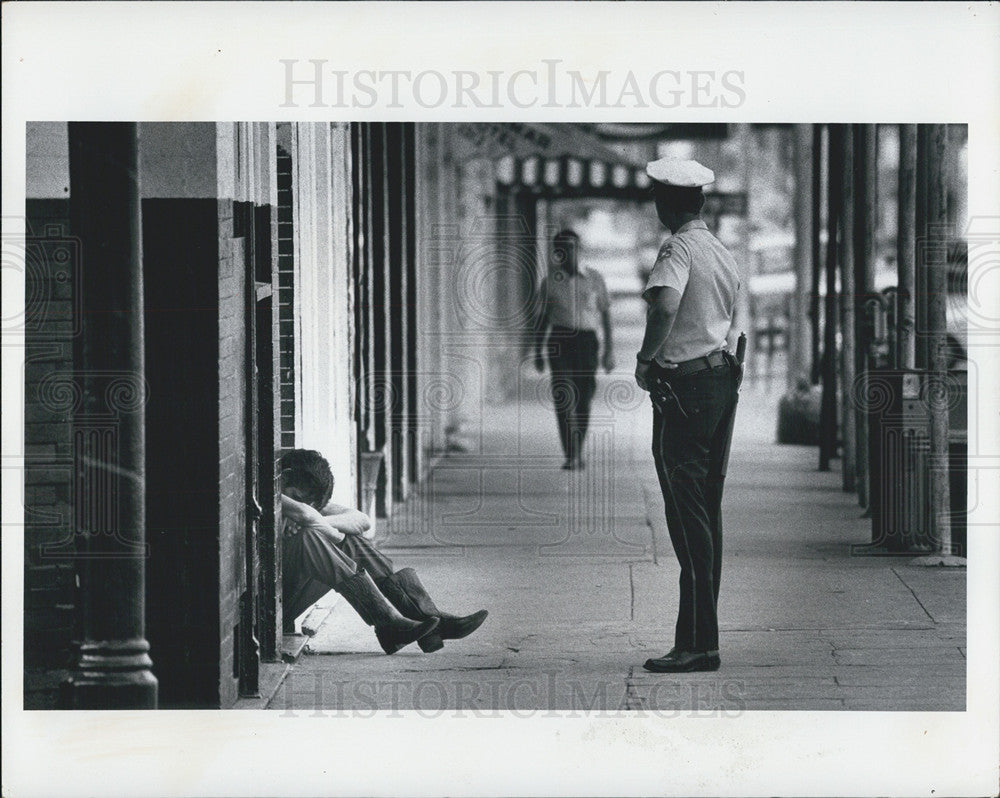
642, 649, 721, 673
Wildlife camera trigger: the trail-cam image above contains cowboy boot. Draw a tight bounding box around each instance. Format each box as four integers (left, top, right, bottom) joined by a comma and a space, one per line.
377, 567, 488, 653
335, 569, 439, 655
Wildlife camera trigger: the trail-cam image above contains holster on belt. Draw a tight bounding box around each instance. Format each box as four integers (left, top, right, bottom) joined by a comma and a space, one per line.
715, 332, 746, 479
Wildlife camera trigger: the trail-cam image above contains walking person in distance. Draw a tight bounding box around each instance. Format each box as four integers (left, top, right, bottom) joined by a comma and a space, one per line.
534, 229, 615, 471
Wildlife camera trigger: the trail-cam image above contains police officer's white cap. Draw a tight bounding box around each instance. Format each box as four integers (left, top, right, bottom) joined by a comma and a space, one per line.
645, 158, 715, 188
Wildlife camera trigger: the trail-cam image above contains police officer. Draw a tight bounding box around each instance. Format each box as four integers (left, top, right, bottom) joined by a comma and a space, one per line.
535, 229, 615, 470
635, 158, 742, 673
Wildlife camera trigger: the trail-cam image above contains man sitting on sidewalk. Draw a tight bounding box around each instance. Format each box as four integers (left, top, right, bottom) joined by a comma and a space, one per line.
280, 448, 488, 655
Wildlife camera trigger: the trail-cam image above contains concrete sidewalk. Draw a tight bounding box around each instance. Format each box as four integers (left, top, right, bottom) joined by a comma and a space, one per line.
273, 364, 966, 714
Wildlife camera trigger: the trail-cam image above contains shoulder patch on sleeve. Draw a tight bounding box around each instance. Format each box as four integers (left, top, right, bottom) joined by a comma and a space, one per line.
657, 235, 693, 262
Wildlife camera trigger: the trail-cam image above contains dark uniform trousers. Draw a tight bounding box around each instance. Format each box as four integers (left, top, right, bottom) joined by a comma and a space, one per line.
649, 355, 739, 652
282, 526, 395, 621
547, 325, 599, 462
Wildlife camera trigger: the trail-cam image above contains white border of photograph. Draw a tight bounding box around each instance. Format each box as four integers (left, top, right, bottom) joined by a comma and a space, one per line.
3, 3, 998, 796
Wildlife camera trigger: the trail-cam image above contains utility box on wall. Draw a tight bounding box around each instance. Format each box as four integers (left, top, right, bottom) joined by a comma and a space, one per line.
866, 369, 967, 554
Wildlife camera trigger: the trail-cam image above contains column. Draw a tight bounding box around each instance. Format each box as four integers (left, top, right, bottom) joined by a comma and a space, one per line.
924, 124, 952, 555
853, 124, 878, 509
789, 125, 813, 388
810, 125, 824, 384
896, 125, 917, 369
914, 127, 929, 369
839, 126, 856, 491
819, 125, 843, 472
61, 123, 157, 709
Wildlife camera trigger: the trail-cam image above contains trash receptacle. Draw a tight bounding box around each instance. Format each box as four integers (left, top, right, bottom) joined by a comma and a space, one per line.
865, 369, 966, 553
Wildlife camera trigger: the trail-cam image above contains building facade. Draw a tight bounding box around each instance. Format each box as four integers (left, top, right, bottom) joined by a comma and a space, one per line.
23, 121, 645, 708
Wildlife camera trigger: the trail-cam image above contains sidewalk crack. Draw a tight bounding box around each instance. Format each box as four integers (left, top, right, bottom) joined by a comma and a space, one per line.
891, 567, 935, 622
628, 563, 636, 621
623, 665, 644, 711
641, 483, 660, 565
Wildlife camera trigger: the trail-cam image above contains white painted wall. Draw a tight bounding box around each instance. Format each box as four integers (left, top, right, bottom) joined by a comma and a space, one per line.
292, 122, 357, 508
139, 122, 217, 199
27, 122, 230, 201
26, 122, 69, 198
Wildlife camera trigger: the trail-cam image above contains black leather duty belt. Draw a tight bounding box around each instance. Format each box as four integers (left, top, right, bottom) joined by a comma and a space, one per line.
656, 350, 728, 377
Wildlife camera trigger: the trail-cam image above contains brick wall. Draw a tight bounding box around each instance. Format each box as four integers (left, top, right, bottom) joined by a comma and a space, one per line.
23, 191, 241, 709
23, 122, 282, 709
216, 192, 282, 701
217, 196, 246, 708
267, 191, 283, 650
276, 145, 296, 451
23, 201, 77, 708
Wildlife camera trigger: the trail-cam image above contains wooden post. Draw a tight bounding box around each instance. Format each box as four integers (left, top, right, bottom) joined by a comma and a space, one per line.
385, 122, 409, 502
896, 125, 917, 369
790, 125, 813, 389
914, 127, 929, 369
371, 123, 393, 517
403, 124, 420, 486
737, 123, 756, 384
854, 124, 878, 509
61, 123, 157, 709
810, 125, 824, 385
925, 124, 952, 556
819, 125, 842, 472
839, 127, 856, 491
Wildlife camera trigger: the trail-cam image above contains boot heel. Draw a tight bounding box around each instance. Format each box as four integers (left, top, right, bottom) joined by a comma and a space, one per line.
337, 570, 442, 655
384, 569, 489, 645
418, 632, 444, 653
376, 617, 439, 655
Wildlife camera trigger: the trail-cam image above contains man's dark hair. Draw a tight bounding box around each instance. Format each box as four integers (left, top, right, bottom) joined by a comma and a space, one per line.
652, 183, 706, 215
281, 449, 334, 509
552, 229, 580, 247
551, 229, 580, 270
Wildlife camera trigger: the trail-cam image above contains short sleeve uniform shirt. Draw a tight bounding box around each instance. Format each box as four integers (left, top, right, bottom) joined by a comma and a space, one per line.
642, 220, 740, 364
542, 267, 610, 332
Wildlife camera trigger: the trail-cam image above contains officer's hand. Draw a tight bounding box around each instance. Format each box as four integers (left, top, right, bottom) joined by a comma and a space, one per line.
602, 351, 616, 373
534, 352, 545, 373
635, 361, 651, 391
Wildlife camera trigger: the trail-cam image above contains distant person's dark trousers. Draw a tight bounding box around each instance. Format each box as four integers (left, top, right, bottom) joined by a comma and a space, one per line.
649, 355, 739, 652
547, 325, 599, 463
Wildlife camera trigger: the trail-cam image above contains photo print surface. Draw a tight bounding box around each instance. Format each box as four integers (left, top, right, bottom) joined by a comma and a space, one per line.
23, 121, 969, 713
